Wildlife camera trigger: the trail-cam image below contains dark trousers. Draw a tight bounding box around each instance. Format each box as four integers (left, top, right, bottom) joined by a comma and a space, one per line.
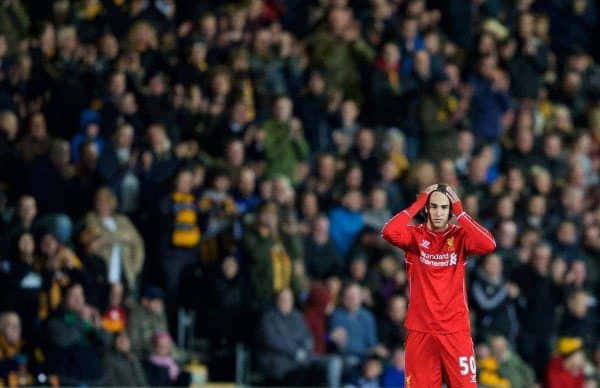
163, 248, 198, 336
517, 331, 552, 380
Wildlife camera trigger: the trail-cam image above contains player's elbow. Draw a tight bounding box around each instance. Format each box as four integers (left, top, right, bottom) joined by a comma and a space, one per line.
381, 225, 392, 242
481, 237, 496, 253
381, 226, 401, 245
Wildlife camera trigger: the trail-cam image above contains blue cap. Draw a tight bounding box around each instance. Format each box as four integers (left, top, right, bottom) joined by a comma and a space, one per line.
142, 285, 165, 300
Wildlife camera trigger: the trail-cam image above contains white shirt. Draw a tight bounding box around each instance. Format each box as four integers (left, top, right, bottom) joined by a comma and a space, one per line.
102, 217, 122, 284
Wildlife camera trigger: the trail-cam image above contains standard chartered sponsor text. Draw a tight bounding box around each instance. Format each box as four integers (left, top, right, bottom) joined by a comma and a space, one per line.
419, 252, 450, 260
418, 251, 456, 266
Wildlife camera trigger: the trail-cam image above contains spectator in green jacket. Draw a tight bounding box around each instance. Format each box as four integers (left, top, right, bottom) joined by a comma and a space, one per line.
308, 7, 374, 102
260, 96, 309, 183
242, 202, 302, 311
489, 334, 536, 388
127, 286, 168, 360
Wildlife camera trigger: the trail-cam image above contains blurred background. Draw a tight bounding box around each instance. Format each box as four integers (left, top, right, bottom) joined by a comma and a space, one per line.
0, 0, 599, 386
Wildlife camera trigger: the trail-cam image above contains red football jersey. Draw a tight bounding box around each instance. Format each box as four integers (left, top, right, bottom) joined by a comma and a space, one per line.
382, 207, 496, 333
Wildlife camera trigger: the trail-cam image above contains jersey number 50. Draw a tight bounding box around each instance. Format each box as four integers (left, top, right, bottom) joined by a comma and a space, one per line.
458, 356, 476, 376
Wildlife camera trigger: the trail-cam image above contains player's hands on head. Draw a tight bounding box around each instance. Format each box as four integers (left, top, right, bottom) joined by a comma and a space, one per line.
414, 184, 437, 211
423, 184, 438, 195
444, 185, 459, 203
444, 185, 464, 215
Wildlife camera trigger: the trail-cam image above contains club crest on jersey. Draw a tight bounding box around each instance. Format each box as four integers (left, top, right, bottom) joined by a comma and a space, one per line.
405, 375, 411, 387
420, 239, 431, 249
446, 237, 455, 250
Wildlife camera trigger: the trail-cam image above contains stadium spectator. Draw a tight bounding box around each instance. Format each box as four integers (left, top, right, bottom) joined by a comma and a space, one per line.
143, 331, 190, 387
470, 253, 520, 343
0, 311, 43, 386
488, 334, 536, 388
303, 215, 343, 280
329, 282, 382, 379
103, 331, 147, 387
84, 187, 144, 294
46, 283, 109, 386
127, 285, 168, 360
257, 288, 339, 386
545, 337, 588, 388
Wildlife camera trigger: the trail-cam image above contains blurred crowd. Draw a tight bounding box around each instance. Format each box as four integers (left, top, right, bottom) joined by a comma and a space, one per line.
0, 0, 599, 386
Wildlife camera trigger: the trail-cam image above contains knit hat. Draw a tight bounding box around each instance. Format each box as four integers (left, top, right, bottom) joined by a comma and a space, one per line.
556, 337, 583, 358
142, 285, 165, 300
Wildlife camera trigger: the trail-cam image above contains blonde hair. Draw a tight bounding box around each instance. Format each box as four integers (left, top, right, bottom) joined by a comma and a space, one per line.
545, 104, 573, 134
115, 122, 134, 139
128, 21, 158, 52
95, 187, 118, 213
0, 312, 19, 332
0, 110, 18, 130
385, 128, 406, 151
57, 25, 77, 46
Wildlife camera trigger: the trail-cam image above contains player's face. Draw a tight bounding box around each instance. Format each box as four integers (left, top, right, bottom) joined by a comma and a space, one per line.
427, 191, 451, 230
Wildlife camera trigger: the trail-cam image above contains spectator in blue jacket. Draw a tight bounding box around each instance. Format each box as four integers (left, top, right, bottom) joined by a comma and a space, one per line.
330, 282, 384, 381
468, 55, 511, 143
329, 190, 365, 258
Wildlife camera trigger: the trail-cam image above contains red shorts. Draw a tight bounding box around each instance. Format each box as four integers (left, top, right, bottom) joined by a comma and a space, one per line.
405, 330, 477, 387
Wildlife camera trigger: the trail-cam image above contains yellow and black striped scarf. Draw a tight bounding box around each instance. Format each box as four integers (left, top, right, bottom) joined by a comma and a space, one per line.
270, 242, 292, 293
38, 271, 70, 321
172, 192, 201, 248
0, 335, 22, 360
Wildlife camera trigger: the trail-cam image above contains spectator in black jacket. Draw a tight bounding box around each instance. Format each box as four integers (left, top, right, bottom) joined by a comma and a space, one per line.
103, 331, 147, 387
378, 294, 407, 355
304, 216, 343, 280
256, 288, 340, 387
559, 289, 596, 349
0, 312, 46, 386
470, 253, 519, 344
46, 283, 110, 386
505, 13, 549, 100
511, 242, 564, 378
143, 331, 189, 387
2, 196, 39, 257
205, 256, 245, 381
0, 233, 43, 340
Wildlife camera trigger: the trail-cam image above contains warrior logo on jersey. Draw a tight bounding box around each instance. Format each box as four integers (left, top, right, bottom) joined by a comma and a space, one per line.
446, 237, 455, 250
420, 239, 431, 249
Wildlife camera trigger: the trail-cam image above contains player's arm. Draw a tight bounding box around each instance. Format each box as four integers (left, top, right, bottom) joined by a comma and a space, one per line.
446, 186, 496, 255
381, 185, 436, 250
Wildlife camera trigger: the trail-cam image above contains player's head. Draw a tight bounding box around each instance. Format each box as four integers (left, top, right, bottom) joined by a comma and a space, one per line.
425, 185, 451, 230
